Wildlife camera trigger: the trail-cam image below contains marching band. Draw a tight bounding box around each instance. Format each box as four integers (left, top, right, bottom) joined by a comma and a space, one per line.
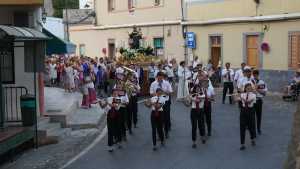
98, 61, 267, 152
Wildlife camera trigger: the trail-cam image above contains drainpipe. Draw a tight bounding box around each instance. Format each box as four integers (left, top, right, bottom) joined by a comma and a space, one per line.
0, 45, 3, 129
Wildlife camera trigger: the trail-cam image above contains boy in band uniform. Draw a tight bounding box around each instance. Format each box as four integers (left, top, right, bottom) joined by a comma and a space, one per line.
150, 88, 167, 151
252, 70, 268, 135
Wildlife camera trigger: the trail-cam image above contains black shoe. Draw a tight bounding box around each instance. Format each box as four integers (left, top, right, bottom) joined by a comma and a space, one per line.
258, 130, 261, 135
153, 146, 157, 151
240, 145, 246, 151
202, 139, 206, 144
165, 133, 169, 139
129, 130, 133, 135
251, 140, 256, 146
207, 133, 211, 137
192, 143, 197, 148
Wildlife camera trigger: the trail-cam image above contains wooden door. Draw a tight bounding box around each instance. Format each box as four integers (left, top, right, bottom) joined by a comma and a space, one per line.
246, 35, 259, 68
290, 33, 300, 69
211, 47, 221, 69
108, 43, 115, 59
210, 36, 221, 69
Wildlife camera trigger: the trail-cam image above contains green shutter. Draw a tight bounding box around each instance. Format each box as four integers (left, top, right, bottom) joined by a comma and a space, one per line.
154, 38, 164, 48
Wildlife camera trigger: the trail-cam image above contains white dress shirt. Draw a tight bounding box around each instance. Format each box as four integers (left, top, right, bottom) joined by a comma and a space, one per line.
107, 96, 121, 110
150, 80, 173, 100
222, 68, 235, 83
252, 78, 268, 98
240, 92, 256, 108
237, 77, 255, 92
234, 69, 244, 82
151, 96, 167, 111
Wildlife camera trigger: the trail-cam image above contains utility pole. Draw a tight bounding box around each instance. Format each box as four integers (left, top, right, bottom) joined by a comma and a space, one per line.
181, 0, 188, 98
65, 0, 70, 41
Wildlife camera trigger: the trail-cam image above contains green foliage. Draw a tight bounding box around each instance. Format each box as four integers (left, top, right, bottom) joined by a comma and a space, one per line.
53, 0, 79, 18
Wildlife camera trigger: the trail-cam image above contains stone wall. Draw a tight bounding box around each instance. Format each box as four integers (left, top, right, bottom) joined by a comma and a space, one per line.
284, 100, 300, 169
260, 69, 295, 92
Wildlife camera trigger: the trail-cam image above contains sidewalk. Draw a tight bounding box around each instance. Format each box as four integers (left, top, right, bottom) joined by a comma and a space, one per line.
0, 87, 106, 169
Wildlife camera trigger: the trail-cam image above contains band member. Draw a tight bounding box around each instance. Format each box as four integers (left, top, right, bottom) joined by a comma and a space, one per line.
105, 89, 122, 152
202, 76, 215, 137
148, 62, 157, 84
115, 82, 129, 141
189, 85, 206, 148
222, 62, 235, 104
239, 83, 257, 150
126, 73, 141, 128
252, 70, 268, 135
150, 72, 173, 138
150, 88, 167, 151
234, 62, 246, 84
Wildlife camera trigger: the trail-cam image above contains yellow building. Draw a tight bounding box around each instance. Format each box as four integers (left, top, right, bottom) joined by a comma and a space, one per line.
185, 0, 300, 91
69, 0, 300, 91
69, 0, 185, 61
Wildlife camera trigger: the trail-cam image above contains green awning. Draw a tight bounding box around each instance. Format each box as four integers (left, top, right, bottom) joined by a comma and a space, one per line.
43, 28, 76, 55
0, 25, 49, 41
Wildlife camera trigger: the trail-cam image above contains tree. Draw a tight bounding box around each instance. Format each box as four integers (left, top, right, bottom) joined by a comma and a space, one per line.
53, 0, 79, 18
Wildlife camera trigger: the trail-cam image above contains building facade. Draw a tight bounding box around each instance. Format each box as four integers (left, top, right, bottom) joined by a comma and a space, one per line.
69, 0, 300, 91
185, 0, 300, 91
69, 0, 185, 61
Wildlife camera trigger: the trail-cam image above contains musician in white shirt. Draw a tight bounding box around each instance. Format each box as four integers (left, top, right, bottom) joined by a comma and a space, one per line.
239, 83, 256, 150
221, 62, 235, 104
177, 61, 191, 100
252, 70, 267, 135
234, 62, 246, 83
150, 88, 167, 151
202, 77, 215, 137
188, 85, 206, 148
150, 72, 173, 138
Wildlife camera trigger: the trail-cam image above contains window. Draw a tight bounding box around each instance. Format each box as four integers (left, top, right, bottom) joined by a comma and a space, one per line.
153, 38, 164, 56
79, 44, 86, 56
154, 0, 161, 6
210, 36, 221, 47
154, 38, 164, 49
108, 0, 115, 12
0, 42, 14, 84
289, 32, 300, 69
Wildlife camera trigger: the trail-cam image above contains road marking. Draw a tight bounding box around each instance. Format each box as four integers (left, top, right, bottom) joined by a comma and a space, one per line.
59, 126, 108, 169
60, 98, 148, 169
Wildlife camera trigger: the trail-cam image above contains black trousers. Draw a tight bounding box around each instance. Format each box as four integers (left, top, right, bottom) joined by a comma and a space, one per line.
191, 108, 205, 142
151, 111, 164, 146
163, 100, 171, 136
254, 99, 263, 133
129, 95, 138, 126
119, 107, 127, 139
107, 111, 122, 146
240, 107, 256, 145
204, 101, 212, 135
223, 82, 234, 104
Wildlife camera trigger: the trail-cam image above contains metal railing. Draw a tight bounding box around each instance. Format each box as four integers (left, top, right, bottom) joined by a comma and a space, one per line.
4, 86, 28, 123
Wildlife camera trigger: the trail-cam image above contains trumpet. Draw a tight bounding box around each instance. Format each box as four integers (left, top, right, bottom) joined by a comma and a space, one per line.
123, 66, 136, 74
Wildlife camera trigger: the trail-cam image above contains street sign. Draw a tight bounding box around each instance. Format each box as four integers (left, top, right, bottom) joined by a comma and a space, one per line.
186, 32, 196, 49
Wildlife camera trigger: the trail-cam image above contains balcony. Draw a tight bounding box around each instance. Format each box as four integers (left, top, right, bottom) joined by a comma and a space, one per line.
0, 0, 43, 6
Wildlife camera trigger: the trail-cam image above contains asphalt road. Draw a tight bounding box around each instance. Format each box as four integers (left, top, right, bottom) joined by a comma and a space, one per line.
65, 95, 295, 169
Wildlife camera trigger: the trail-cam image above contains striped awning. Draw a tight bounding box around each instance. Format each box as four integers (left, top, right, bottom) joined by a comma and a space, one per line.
0, 25, 49, 41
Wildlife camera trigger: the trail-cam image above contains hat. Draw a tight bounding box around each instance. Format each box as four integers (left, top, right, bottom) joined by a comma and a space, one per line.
243, 66, 252, 72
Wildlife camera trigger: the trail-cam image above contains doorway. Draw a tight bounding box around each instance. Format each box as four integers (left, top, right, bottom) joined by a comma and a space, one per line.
210, 36, 222, 70
246, 35, 260, 68
108, 39, 115, 59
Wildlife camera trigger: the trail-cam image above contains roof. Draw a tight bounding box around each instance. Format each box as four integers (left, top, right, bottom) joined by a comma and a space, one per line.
42, 28, 76, 55
0, 25, 49, 41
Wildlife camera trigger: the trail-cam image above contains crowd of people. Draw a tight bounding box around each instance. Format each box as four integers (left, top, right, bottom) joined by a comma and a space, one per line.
44, 55, 300, 152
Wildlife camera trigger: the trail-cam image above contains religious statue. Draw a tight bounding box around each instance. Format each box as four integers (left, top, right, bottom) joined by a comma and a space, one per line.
129, 26, 143, 49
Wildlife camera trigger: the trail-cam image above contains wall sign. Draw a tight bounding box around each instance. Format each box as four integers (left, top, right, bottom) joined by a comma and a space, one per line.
186, 32, 196, 49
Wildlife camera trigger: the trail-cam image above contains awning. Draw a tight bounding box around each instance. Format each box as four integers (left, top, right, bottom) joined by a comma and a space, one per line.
42, 28, 76, 55
0, 25, 49, 41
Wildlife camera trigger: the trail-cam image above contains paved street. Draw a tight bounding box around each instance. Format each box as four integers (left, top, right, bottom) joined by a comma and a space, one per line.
65, 94, 296, 169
